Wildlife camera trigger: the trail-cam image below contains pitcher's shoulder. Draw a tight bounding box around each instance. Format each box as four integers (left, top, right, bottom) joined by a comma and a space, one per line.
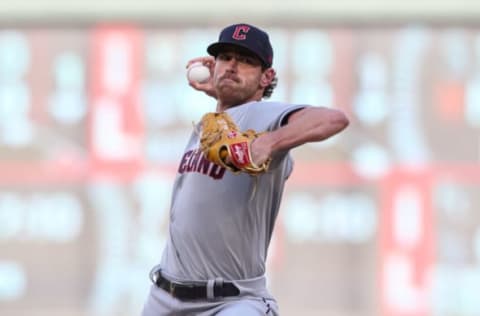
256, 100, 290, 106
251, 100, 303, 111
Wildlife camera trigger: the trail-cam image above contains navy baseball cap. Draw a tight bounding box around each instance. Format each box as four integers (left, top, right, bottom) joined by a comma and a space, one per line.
207, 23, 273, 68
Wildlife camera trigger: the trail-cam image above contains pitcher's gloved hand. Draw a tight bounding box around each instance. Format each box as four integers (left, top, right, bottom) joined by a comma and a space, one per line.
199, 112, 271, 175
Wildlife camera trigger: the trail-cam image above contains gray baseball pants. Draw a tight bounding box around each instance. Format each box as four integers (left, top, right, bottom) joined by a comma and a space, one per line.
141, 269, 279, 316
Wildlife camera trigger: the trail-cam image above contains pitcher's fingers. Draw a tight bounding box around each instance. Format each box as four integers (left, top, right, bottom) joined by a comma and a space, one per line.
186, 56, 215, 69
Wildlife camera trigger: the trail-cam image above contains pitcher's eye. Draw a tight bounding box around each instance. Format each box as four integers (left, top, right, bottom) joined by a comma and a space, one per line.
238, 56, 260, 66
217, 53, 232, 61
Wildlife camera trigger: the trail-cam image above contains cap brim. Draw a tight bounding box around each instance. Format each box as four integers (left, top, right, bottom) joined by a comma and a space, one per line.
207, 42, 268, 67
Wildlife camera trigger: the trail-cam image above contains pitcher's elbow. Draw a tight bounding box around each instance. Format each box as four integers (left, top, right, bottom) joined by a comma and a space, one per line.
335, 111, 350, 133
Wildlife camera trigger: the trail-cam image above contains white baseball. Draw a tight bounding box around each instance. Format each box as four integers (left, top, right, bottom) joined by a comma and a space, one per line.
187, 62, 211, 83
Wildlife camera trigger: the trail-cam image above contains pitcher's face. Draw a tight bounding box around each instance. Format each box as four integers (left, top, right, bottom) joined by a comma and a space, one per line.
213, 48, 266, 108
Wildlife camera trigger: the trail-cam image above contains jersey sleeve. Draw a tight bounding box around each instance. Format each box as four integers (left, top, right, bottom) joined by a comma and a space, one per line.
241, 101, 307, 132
266, 104, 306, 131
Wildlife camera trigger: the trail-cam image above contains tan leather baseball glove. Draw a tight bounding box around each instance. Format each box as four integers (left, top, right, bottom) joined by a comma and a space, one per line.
199, 112, 270, 175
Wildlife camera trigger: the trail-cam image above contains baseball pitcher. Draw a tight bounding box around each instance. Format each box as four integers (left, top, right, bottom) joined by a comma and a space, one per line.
141, 23, 349, 315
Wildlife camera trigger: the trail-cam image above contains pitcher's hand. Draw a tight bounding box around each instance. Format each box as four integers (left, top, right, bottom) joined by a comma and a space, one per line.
186, 57, 217, 99
249, 133, 273, 168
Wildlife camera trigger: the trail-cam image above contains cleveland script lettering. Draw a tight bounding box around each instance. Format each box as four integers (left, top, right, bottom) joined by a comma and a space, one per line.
177, 149, 226, 179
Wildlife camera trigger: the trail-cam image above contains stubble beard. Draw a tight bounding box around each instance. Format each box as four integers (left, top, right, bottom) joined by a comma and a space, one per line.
216, 77, 260, 109
216, 79, 248, 108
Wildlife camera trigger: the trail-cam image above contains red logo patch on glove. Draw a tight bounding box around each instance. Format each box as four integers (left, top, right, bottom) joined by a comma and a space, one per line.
229, 142, 251, 168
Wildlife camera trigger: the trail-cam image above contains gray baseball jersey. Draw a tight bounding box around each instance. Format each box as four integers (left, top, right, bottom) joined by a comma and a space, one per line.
159, 100, 306, 282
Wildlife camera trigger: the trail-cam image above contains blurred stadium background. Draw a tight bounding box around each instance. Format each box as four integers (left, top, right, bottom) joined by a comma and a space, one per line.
1, 1, 480, 315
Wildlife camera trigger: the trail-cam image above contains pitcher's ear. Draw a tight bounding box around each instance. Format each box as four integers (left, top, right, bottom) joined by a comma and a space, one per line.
260, 68, 276, 87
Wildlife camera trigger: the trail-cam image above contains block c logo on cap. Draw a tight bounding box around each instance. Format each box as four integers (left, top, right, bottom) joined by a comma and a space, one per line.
232, 25, 250, 40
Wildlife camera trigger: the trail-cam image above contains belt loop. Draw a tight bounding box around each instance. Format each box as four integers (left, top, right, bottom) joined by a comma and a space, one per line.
206, 279, 215, 300
214, 277, 224, 297
149, 265, 161, 284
